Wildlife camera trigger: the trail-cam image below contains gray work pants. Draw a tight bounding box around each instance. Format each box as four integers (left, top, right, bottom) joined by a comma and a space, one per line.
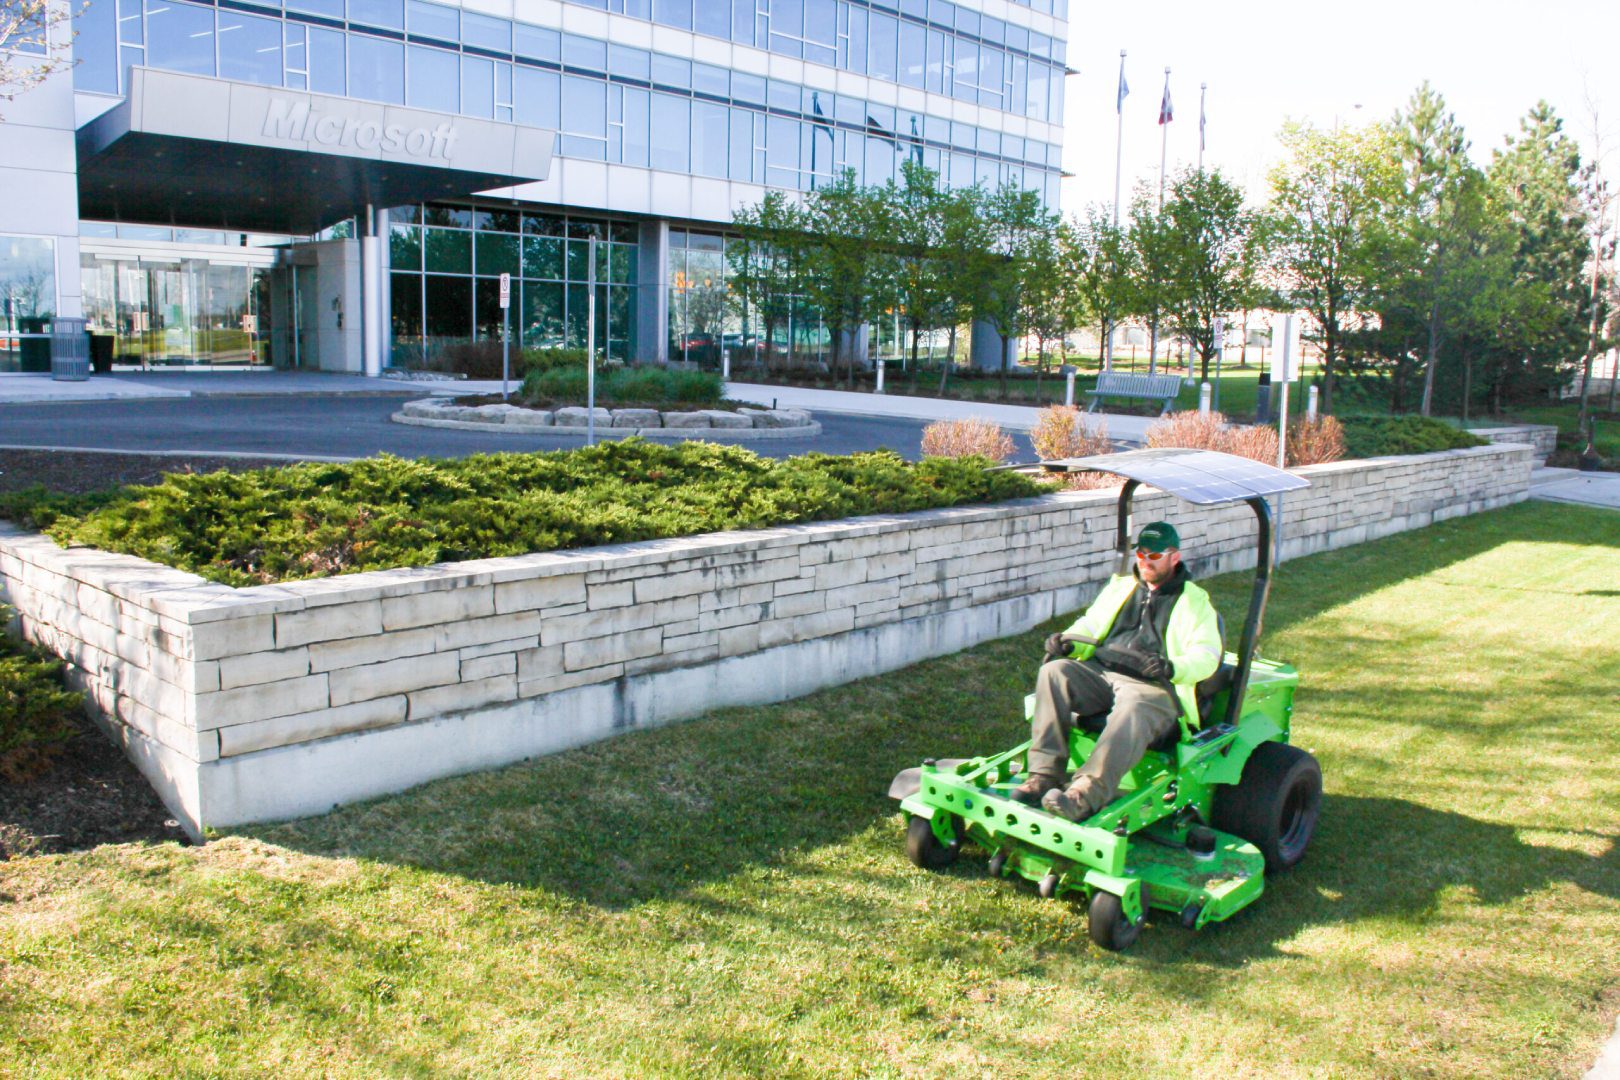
1027, 659, 1180, 816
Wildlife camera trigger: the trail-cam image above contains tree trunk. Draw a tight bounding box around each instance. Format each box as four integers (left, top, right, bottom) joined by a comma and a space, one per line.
1419, 297, 1441, 417
939, 324, 956, 396
999, 332, 1010, 400
1461, 352, 1473, 423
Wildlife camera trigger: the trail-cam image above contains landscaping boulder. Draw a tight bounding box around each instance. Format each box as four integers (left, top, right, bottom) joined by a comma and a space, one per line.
554, 407, 613, 427
611, 408, 662, 428
739, 407, 810, 429
660, 411, 711, 429
503, 408, 554, 428
698, 410, 752, 430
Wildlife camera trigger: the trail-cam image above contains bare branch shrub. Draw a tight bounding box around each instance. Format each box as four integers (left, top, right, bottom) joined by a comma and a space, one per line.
920, 417, 1016, 461
1029, 406, 1119, 489
1286, 414, 1346, 466
1146, 409, 1279, 464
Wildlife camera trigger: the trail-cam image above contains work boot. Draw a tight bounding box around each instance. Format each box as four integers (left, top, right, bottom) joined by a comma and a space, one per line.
1009, 770, 1065, 807
1042, 780, 1102, 822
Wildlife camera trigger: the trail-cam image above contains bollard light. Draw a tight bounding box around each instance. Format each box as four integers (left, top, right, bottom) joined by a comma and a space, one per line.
1065, 369, 1076, 407
1199, 381, 1212, 415
876, 359, 886, 394
1307, 385, 1319, 421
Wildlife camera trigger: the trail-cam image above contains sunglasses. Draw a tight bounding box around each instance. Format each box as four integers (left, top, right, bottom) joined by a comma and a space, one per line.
1134, 548, 1173, 562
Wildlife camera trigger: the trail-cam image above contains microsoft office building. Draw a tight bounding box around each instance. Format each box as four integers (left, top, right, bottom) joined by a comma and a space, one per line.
1, 0, 1069, 375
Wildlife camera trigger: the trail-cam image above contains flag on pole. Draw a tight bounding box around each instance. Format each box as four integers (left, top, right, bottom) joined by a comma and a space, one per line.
1158, 75, 1174, 125
1199, 88, 1206, 150
1116, 57, 1129, 114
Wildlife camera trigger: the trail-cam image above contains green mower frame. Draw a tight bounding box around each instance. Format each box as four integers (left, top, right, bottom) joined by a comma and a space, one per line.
890, 448, 1324, 950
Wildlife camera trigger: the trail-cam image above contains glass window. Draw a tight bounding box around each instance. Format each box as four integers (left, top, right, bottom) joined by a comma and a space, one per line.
286, 0, 344, 16
390, 271, 422, 349
523, 235, 563, 279
692, 100, 728, 179
652, 0, 690, 30
389, 223, 422, 269
513, 66, 559, 128
146, 0, 215, 77
310, 26, 344, 92
693, 2, 727, 38
729, 106, 754, 182
650, 53, 689, 90
424, 227, 472, 273
407, 45, 457, 112
218, 10, 282, 86
953, 39, 977, 102
424, 275, 472, 341
461, 55, 493, 116
610, 244, 635, 284
117, 0, 141, 45
804, 0, 834, 48
475, 233, 520, 277
348, 0, 403, 31
462, 12, 511, 52
349, 34, 404, 103
868, 13, 896, 81
1027, 60, 1048, 121
72, 0, 120, 93
562, 33, 606, 72
840, 5, 866, 74
407, 0, 457, 40
730, 0, 753, 46
522, 281, 564, 347
766, 78, 798, 112
766, 113, 798, 186
513, 23, 559, 63
620, 85, 649, 166
608, 43, 649, 81
898, 20, 924, 88
561, 75, 606, 136
953, 5, 978, 34
650, 93, 689, 172
731, 71, 765, 106
0, 236, 56, 327
692, 61, 727, 98
523, 212, 564, 236
1004, 22, 1028, 53
981, 15, 1004, 44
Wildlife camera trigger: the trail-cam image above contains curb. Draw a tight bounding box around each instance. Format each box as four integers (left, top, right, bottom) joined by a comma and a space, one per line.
391, 412, 823, 441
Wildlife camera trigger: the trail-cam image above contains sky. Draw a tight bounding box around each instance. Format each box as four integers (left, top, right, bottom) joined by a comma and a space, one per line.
1057, 0, 1620, 217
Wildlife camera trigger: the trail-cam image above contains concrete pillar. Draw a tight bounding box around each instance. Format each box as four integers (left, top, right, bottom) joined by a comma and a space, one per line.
636, 220, 668, 364
969, 319, 1014, 372
360, 205, 384, 377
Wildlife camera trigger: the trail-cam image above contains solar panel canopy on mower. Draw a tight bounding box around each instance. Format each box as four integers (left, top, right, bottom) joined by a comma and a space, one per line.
1038, 448, 1310, 506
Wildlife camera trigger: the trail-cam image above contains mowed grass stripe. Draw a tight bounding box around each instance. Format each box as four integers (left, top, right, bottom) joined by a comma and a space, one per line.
1, 501, 1616, 1078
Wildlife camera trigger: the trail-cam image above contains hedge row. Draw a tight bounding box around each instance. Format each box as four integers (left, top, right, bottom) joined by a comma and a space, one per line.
1340, 415, 1488, 458
1, 605, 83, 782
0, 441, 1045, 587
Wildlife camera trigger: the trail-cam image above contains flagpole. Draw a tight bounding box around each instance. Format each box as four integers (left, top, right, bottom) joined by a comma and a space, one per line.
1198, 82, 1207, 172
1158, 67, 1170, 210
1112, 50, 1126, 227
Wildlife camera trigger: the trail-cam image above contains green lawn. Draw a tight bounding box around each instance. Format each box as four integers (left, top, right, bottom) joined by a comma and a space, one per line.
3, 502, 1617, 1077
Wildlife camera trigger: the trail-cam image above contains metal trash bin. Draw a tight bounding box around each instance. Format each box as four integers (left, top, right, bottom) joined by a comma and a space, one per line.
49, 317, 90, 382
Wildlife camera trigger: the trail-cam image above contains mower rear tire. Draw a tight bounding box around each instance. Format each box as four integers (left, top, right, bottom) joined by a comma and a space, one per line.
906, 814, 961, 870
1088, 886, 1148, 952
1213, 741, 1322, 872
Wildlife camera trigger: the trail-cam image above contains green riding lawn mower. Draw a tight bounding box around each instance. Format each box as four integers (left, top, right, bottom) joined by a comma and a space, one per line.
890, 449, 1324, 951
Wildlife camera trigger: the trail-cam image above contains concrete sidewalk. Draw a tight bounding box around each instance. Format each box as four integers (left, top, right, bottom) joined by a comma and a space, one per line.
1530, 466, 1620, 510
0, 370, 430, 401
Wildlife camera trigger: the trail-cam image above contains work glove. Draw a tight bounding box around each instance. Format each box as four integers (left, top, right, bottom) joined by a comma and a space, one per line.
1043, 633, 1072, 662
1139, 653, 1175, 681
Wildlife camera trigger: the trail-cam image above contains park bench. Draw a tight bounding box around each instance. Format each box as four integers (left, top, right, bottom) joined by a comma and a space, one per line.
1084, 371, 1186, 415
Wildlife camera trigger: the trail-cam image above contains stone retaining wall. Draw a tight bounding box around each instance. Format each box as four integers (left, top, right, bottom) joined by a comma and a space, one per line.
394, 399, 819, 439
1466, 424, 1559, 460
0, 444, 1532, 837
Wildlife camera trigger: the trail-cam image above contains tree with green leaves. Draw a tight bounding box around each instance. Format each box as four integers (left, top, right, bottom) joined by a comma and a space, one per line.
728, 191, 804, 371
1127, 187, 1183, 371
932, 182, 994, 394
1266, 120, 1404, 414
885, 161, 953, 375
968, 182, 1059, 397
1072, 204, 1138, 371
1156, 167, 1264, 383
798, 169, 897, 386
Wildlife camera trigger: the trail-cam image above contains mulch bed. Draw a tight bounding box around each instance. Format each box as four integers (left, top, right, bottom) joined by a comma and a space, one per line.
1, 450, 301, 858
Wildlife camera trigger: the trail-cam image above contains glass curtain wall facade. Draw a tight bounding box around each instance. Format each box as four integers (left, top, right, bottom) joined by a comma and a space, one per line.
72, 0, 1066, 207
388, 205, 639, 364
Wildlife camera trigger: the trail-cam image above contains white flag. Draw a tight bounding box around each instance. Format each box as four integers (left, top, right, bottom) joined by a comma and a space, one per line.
1117, 58, 1129, 114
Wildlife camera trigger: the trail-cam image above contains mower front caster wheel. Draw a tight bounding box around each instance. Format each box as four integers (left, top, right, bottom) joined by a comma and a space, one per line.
987, 850, 1008, 878
1038, 872, 1060, 899
1088, 886, 1149, 952
905, 814, 961, 870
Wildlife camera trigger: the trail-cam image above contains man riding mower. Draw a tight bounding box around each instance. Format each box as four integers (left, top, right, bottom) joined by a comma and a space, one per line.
889, 449, 1324, 951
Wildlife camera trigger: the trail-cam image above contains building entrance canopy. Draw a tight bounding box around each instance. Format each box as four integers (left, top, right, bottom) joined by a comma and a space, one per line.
78, 68, 556, 236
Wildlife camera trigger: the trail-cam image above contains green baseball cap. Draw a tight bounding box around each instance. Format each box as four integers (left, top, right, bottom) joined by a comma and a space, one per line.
1135, 521, 1180, 553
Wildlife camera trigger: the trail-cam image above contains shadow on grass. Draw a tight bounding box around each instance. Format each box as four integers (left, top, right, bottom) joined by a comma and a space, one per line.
244, 502, 1619, 937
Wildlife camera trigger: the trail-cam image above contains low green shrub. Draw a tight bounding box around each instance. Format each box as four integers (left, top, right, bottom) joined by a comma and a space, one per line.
0, 605, 83, 782
12, 442, 1046, 586
519, 348, 586, 375
1340, 415, 1488, 458
520, 365, 724, 407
